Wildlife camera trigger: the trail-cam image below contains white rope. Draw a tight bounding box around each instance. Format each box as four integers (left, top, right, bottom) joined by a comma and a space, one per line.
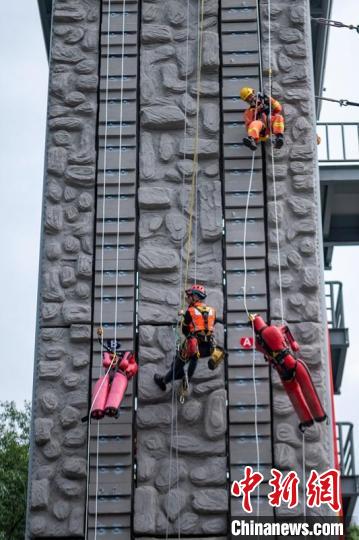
252, 323, 260, 519
267, 0, 285, 325
192, 0, 205, 287
86, 1, 127, 537
242, 111, 259, 521
166, 0, 191, 536
255, 0, 263, 90
302, 432, 306, 520
84, 1, 113, 535
193, 0, 202, 285
94, 422, 100, 535
242, 153, 256, 319
178, 0, 191, 304
113, 0, 127, 345
174, 388, 181, 539
165, 357, 176, 540
243, 0, 263, 517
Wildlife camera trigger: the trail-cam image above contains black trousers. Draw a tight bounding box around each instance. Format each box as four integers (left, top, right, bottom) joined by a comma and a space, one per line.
164, 354, 198, 384
163, 340, 212, 384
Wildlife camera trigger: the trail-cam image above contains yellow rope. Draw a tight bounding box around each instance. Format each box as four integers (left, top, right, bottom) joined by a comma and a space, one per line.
182, 0, 205, 311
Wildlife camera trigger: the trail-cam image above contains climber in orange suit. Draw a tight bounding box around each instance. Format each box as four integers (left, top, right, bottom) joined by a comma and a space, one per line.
240, 86, 285, 151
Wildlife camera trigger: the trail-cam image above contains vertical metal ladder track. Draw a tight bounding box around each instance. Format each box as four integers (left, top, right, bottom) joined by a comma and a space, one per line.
220, 0, 274, 518
87, 0, 139, 538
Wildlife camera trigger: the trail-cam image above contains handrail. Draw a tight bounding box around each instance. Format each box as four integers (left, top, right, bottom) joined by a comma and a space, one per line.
317, 122, 359, 163
336, 422, 355, 476
325, 281, 345, 329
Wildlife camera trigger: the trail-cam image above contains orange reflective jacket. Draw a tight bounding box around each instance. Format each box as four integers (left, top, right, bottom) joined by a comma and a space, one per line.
187, 303, 216, 335
244, 96, 282, 128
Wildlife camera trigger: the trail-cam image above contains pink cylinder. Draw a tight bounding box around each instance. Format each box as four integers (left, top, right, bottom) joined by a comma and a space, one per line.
91, 375, 110, 420
105, 372, 128, 417
103, 352, 115, 368
118, 357, 129, 372
126, 362, 138, 378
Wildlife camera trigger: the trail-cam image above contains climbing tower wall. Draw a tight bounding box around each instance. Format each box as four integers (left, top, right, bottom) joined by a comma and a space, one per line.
27, 0, 101, 536
261, 0, 334, 517
27, 0, 335, 537
134, 0, 228, 536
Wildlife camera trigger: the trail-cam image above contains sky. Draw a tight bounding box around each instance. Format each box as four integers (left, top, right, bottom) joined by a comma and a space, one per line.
0, 3, 47, 405
0, 0, 358, 518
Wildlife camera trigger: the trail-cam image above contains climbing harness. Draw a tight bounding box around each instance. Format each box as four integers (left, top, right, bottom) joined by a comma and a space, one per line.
315, 95, 359, 107
312, 17, 359, 33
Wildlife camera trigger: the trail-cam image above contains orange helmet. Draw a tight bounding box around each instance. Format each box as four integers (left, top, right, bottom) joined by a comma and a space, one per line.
185, 284, 207, 299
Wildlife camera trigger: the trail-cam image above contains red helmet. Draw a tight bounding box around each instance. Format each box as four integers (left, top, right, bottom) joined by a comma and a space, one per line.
185, 284, 207, 299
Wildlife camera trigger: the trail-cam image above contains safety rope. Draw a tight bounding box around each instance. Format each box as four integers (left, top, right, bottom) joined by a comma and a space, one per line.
241, 149, 260, 515
165, 353, 177, 540
268, 0, 285, 326
165, 0, 193, 538
302, 432, 306, 520
193, 0, 205, 287
174, 387, 181, 540
84, 1, 127, 537
268, 1, 307, 523
183, 0, 205, 305
92, 0, 113, 535
242, 154, 256, 320
84, 0, 113, 535
241, 0, 263, 521
311, 17, 359, 33
251, 322, 260, 519
113, 0, 127, 351
315, 95, 359, 107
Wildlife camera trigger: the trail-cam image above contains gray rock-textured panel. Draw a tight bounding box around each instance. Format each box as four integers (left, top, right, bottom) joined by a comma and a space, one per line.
27, 0, 100, 536
135, 0, 227, 535
261, 0, 334, 517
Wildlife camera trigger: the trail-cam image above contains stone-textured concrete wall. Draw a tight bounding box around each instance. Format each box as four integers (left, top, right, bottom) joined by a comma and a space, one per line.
261, 0, 333, 517
27, 0, 100, 536
134, 0, 228, 535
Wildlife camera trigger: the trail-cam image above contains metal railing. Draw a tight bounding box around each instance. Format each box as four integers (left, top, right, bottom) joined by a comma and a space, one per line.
325, 281, 345, 329
336, 422, 356, 476
317, 122, 359, 163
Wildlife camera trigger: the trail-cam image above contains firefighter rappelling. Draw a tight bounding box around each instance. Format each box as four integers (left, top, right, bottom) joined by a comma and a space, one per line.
239, 86, 285, 151
154, 285, 224, 396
